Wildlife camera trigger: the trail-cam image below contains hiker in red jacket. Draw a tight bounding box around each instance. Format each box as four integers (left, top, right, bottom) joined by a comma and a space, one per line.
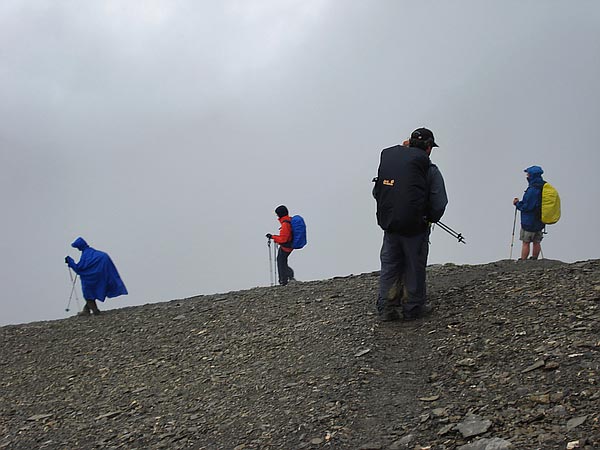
266, 205, 295, 286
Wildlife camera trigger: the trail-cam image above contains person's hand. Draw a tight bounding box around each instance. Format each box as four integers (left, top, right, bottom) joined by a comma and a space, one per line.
513, 197, 519, 205
65, 256, 70, 264
266, 233, 272, 239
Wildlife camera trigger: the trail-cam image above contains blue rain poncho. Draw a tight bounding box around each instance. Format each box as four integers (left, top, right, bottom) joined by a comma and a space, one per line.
65, 237, 128, 302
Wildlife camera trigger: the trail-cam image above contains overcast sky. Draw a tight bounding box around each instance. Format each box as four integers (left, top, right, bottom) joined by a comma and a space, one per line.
1, 1, 599, 326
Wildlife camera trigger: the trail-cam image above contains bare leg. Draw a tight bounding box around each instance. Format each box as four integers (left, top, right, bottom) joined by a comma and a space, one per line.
520, 242, 530, 260
532, 242, 541, 259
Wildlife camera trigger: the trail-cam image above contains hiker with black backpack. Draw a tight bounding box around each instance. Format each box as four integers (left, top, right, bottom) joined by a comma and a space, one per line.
372, 128, 448, 322
266, 205, 303, 286
513, 165, 550, 260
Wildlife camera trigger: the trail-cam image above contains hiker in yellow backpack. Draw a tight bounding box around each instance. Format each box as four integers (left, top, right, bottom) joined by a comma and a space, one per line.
513, 166, 546, 260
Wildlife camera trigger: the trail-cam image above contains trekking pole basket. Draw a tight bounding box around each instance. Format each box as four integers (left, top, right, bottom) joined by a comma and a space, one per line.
436, 221, 466, 244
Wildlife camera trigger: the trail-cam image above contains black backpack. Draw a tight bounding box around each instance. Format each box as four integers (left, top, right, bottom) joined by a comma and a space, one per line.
373, 145, 430, 235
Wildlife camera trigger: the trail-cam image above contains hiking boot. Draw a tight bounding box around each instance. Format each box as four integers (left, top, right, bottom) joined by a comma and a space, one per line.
378, 306, 400, 322
403, 303, 433, 321
77, 304, 91, 317
87, 300, 101, 315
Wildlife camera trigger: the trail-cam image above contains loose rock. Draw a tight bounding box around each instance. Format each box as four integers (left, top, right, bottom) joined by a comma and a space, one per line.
1, 259, 599, 449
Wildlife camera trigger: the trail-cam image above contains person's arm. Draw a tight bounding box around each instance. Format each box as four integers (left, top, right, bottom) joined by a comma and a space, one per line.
272, 221, 292, 245
515, 188, 537, 212
372, 177, 380, 199
427, 165, 448, 223
66, 249, 94, 273
372, 151, 384, 200
65, 256, 78, 272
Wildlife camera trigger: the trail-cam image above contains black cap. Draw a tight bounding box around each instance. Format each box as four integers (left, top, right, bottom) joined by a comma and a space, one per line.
275, 205, 289, 218
410, 128, 438, 147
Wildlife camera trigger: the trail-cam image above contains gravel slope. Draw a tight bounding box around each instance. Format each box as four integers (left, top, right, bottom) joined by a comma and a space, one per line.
1, 259, 599, 449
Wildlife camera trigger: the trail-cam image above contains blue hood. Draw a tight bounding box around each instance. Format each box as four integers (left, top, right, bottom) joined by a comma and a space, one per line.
524, 165, 543, 175
71, 237, 89, 251
524, 165, 544, 187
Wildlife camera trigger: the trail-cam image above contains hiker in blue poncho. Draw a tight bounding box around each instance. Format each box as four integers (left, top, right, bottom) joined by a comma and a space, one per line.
513, 166, 545, 260
65, 237, 128, 316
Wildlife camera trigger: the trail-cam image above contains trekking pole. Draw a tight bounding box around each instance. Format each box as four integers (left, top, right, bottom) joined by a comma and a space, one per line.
66, 267, 81, 312
509, 207, 517, 259
539, 226, 547, 260
436, 221, 466, 244
267, 239, 274, 287
273, 242, 278, 284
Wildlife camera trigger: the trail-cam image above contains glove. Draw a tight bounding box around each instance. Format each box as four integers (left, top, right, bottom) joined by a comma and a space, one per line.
266, 233, 272, 239
65, 256, 70, 264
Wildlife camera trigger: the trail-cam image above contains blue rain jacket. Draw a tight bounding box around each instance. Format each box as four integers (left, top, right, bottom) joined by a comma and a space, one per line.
65, 237, 128, 302
515, 166, 545, 232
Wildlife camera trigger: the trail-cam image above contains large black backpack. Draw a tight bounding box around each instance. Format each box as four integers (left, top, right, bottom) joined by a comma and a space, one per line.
373, 145, 430, 235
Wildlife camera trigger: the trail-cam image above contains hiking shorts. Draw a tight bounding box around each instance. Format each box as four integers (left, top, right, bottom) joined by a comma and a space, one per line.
520, 229, 543, 243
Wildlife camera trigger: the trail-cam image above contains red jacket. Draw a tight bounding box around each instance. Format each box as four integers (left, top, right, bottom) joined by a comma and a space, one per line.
272, 215, 293, 253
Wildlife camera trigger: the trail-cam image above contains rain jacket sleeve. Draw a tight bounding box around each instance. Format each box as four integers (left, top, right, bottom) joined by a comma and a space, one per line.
515, 188, 538, 213
67, 249, 94, 274
427, 164, 448, 223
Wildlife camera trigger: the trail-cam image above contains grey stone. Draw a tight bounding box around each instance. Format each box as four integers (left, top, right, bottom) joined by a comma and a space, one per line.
521, 360, 545, 373
389, 434, 415, 449
438, 424, 455, 436
27, 414, 53, 421
458, 437, 513, 450
359, 443, 382, 450
94, 411, 121, 420
457, 414, 492, 438
566, 415, 587, 431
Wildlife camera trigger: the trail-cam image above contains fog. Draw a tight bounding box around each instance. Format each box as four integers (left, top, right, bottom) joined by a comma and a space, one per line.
1, 1, 599, 325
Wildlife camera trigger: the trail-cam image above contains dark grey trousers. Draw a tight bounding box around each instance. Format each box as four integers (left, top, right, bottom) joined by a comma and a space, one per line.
277, 248, 293, 286
377, 230, 429, 315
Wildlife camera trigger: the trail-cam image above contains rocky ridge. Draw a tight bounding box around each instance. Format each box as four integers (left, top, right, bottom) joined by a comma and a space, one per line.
1, 259, 599, 449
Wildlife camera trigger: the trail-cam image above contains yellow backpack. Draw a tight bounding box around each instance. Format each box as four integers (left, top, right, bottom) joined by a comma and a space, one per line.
541, 182, 561, 224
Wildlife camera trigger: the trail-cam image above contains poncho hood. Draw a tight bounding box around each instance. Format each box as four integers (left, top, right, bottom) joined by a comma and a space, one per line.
71, 237, 89, 251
